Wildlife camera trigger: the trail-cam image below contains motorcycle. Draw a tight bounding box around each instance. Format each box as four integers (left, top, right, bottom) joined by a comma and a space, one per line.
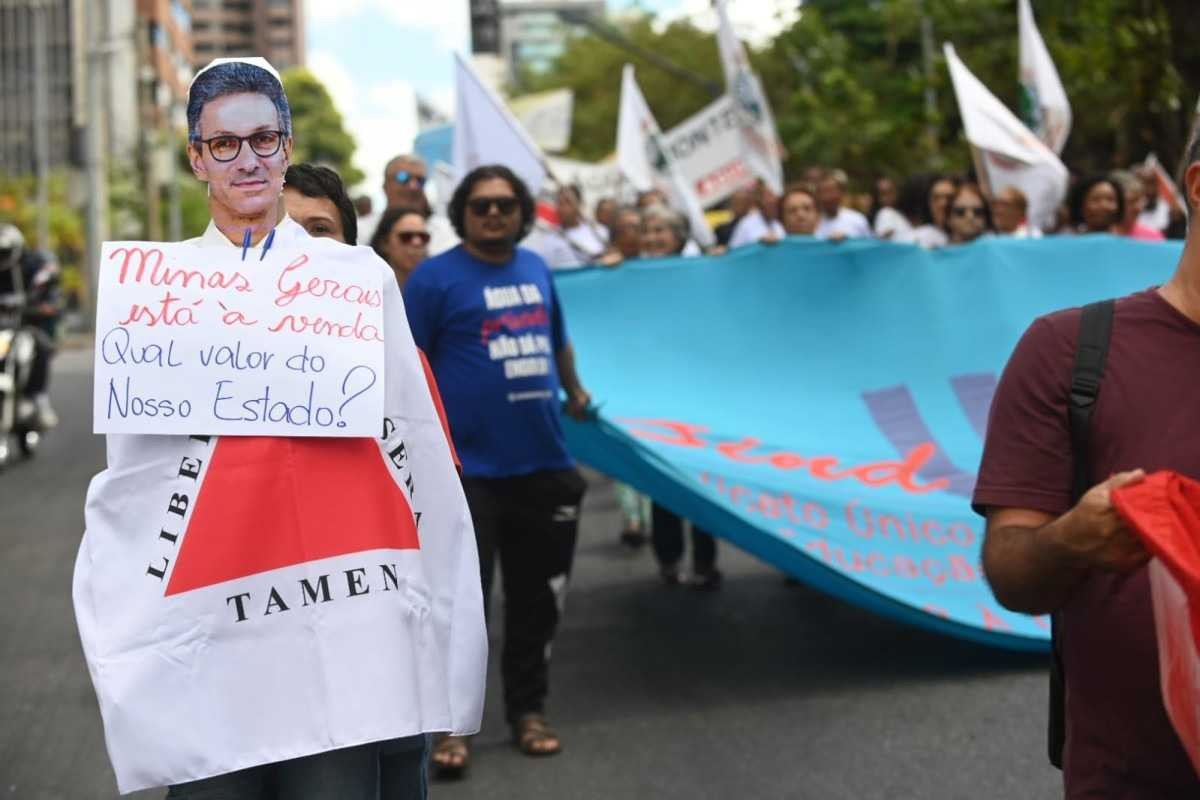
0, 284, 43, 466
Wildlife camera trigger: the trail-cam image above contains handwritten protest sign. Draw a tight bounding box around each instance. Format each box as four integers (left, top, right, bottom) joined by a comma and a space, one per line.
92, 239, 386, 436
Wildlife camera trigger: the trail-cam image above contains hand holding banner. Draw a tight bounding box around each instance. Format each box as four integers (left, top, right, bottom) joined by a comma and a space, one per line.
92, 239, 386, 436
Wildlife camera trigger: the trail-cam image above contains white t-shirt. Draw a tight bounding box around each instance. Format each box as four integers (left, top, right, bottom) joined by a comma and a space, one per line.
910, 224, 948, 249
728, 209, 786, 249
815, 206, 873, 240
524, 222, 609, 270
427, 215, 459, 256
872, 207, 912, 241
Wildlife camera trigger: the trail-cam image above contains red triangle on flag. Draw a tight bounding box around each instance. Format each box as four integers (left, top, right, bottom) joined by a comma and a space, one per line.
165, 436, 419, 596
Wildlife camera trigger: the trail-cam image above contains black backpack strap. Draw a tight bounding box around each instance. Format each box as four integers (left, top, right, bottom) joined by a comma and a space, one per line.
1049, 298, 1115, 768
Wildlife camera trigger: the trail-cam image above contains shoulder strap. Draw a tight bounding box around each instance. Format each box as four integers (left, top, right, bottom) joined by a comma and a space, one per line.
1049, 298, 1115, 769
1068, 299, 1115, 498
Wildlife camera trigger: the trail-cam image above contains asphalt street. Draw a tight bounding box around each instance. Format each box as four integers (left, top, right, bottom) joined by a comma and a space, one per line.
0, 346, 1061, 799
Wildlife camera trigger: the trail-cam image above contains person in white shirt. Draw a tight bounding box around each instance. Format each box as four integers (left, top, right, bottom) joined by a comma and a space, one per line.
814, 170, 872, 240
728, 180, 785, 249
525, 184, 608, 270
382, 153, 459, 256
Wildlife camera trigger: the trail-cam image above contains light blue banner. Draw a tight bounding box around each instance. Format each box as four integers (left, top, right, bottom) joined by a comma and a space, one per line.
556, 235, 1182, 651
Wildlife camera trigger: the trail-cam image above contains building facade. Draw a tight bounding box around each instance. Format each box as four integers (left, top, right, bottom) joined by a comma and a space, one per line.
0, 0, 84, 174
497, 0, 603, 85
190, 0, 304, 71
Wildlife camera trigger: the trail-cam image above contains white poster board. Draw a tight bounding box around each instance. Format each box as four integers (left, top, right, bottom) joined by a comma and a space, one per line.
661, 95, 756, 208
93, 239, 386, 436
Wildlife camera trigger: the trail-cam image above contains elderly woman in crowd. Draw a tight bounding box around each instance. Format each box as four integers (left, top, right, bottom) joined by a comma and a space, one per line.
369, 205, 430, 289
943, 183, 993, 245
640, 204, 695, 257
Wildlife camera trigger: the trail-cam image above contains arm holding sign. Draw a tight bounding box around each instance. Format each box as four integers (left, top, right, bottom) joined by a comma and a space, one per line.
548, 281, 590, 420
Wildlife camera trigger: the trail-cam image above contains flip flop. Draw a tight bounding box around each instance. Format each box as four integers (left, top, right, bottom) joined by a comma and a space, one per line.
430, 733, 470, 779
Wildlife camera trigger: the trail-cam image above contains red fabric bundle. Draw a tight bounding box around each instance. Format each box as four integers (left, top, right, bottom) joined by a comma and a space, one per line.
1113, 470, 1200, 775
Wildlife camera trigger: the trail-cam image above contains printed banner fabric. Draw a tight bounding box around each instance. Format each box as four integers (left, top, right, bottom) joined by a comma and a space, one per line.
554, 236, 1182, 652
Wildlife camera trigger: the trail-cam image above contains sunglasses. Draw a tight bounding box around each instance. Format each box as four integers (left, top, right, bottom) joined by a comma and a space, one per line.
952, 206, 985, 218
467, 196, 519, 216
195, 130, 284, 162
396, 231, 431, 245
393, 170, 427, 188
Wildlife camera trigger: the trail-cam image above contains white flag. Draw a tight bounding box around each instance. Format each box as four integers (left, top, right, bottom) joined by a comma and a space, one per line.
616, 64, 715, 247
944, 43, 1068, 233
453, 52, 547, 194
1018, 0, 1071, 155
714, 0, 784, 194
511, 88, 574, 154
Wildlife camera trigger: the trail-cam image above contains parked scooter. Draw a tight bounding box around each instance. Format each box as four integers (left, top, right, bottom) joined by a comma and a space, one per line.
0, 224, 53, 467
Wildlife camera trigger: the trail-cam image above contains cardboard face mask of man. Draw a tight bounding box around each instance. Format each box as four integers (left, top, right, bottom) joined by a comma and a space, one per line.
186, 57, 294, 232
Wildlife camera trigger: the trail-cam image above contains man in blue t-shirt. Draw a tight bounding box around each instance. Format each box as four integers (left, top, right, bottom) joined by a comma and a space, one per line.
403, 165, 591, 777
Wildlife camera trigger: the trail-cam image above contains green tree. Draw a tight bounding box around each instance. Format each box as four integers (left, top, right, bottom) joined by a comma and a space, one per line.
281, 68, 365, 187
522, 16, 725, 162
762, 0, 1197, 185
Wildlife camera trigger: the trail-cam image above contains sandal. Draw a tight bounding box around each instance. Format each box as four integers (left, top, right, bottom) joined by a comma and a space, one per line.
430, 733, 470, 779
512, 712, 562, 757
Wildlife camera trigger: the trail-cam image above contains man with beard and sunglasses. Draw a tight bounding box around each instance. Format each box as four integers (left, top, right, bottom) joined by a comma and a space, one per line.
402, 165, 592, 779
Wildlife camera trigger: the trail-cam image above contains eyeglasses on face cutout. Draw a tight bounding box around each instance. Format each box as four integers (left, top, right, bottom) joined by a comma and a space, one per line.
195, 130, 285, 162
467, 196, 519, 216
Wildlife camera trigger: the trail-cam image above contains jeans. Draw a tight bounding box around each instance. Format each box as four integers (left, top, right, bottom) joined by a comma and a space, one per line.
464, 467, 586, 724
166, 741, 382, 800
380, 734, 429, 799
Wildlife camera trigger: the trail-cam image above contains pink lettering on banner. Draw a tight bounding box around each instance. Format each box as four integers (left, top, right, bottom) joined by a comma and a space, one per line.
980, 605, 1011, 631
842, 500, 977, 550
802, 539, 980, 589
110, 246, 252, 293
621, 418, 949, 496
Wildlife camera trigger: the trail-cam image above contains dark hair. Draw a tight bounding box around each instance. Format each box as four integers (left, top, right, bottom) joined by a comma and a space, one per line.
187, 62, 292, 144
448, 165, 536, 241
1069, 174, 1125, 230
284, 163, 357, 245
896, 174, 931, 225
942, 183, 993, 238
369, 206, 427, 260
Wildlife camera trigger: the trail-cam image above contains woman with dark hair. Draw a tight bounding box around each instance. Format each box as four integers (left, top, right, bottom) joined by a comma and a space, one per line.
943, 183, 993, 245
1069, 174, 1124, 234
911, 174, 958, 249
370, 206, 430, 288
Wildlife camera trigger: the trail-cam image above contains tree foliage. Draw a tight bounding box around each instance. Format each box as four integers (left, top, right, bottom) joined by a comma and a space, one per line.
525, 2, 1198, 188
281, 68, 365, 188
522, 17, 725, 162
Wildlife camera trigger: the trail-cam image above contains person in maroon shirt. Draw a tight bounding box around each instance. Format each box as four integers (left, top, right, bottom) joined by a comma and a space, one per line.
974, 132, 1200, 798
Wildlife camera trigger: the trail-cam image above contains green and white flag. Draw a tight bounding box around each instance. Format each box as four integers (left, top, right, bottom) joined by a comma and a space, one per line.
1018, 0, 1071, 155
